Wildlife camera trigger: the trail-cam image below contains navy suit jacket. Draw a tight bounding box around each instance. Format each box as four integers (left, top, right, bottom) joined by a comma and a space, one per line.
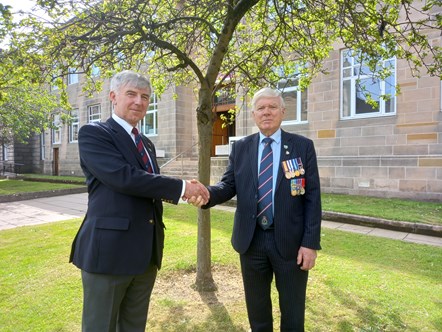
205, 130, 322, 259
70, 117, 183, 275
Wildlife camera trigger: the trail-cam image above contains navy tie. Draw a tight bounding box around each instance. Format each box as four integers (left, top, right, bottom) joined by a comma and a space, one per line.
132, 127, 154, 173
257, 137, 273, 230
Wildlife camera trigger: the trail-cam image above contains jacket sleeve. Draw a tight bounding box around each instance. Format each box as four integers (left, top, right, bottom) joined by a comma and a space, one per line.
79, 123, 183, 204
300, 139, 322, 250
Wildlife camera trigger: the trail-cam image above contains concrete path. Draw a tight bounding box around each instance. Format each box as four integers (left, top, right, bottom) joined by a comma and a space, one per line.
0, 193, 441, 247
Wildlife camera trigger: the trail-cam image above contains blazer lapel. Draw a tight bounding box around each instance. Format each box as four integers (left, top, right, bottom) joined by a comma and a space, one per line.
107, 118, 145, 169
249, 133, 260, 190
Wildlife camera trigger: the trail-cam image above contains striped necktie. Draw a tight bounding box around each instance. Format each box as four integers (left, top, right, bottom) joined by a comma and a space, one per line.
132, 127, 154, 173
257, 137, 273, 229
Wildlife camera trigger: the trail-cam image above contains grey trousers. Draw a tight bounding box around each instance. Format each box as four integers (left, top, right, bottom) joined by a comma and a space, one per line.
81, 264, 157, 332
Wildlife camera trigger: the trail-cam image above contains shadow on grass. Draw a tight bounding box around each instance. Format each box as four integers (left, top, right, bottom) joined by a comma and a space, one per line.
150, 293, 246, 332
309, 283, 416, 332
320, 229, 442, 282
197, 289, 246, 332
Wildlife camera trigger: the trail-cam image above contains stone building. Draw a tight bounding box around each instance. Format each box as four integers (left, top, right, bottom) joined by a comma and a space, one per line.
3, 46, 441, 202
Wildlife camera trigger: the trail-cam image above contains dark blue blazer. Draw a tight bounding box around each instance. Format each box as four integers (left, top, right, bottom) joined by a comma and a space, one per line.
205, 130, 322, 259
70, 117, 183, 275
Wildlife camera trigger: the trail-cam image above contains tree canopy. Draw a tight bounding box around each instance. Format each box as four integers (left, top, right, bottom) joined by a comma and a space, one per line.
0, 3, 65, 144
2, 0, 441, 288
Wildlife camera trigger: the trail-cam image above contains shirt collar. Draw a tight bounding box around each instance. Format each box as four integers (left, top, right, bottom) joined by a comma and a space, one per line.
112, 113, 135, 136
259, 129, 281, 144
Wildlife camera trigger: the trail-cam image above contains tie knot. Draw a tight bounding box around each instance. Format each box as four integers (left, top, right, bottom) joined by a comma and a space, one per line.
132, 127, 139, 136
262, 137, 273, 145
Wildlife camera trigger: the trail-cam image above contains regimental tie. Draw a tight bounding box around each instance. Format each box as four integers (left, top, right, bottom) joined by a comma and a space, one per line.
257, 137, 273, 230
132, 127, 154, 174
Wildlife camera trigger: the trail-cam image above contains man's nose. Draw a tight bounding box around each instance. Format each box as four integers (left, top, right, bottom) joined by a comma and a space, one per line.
262, 107, 272, 114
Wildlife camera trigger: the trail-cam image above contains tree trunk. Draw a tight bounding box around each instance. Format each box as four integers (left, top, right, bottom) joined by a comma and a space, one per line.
194, 88, 217, 291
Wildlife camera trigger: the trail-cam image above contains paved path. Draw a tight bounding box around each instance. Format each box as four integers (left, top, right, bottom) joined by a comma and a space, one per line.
0, 193, 441, 247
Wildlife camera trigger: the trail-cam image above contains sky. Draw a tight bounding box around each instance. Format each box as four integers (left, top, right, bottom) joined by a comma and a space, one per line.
1, 0, 48, 20
2, 0, 35, 14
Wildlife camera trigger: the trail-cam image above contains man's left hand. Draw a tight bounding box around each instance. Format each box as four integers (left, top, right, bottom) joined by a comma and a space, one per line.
297, 247, 317, 271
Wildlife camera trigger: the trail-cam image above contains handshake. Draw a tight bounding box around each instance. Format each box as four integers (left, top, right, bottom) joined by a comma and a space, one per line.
182, 179, 210, 208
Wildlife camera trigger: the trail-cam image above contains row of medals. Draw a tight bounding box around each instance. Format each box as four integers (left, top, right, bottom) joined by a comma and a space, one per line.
282, 159, 305, 196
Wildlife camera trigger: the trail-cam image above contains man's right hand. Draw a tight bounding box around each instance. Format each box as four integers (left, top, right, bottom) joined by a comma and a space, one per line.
183, 179, 209, 205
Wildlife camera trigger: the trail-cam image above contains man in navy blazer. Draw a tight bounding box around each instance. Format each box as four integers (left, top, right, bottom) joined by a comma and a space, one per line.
201, 87, 322, 331
70, 70, 209, 332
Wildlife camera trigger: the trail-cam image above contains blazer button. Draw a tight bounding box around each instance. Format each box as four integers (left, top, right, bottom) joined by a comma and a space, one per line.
148, 219, 154, 224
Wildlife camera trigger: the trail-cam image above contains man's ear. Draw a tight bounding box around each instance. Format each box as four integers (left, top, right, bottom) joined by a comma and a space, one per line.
109, 91, 116, 104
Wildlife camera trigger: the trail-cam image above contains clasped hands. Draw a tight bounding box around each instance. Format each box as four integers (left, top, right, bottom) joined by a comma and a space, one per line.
182, 179, 210, 208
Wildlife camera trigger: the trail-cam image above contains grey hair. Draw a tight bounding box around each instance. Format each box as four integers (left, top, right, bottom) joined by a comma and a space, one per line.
110, 70, 152, 93
251, 87, 285, 110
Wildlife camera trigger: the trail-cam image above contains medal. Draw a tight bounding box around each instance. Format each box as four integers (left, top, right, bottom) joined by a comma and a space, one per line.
288, 159, 296, 178
290, 179, 298, 196
282, 161, 291, 179
291, 179, 306, 196
297, 157, 305, 175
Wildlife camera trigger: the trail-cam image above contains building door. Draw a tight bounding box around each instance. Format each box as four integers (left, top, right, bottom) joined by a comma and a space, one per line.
53, 148, 59, 176
212, 105, 237, 156
212, 85, 236, 156
212, 112, 229, 156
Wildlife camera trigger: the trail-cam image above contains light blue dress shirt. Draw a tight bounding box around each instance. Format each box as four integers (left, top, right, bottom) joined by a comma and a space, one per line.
258, 129, 281, 213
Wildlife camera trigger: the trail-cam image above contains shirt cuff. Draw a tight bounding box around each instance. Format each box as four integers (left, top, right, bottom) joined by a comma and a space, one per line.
180, 180, 186, 198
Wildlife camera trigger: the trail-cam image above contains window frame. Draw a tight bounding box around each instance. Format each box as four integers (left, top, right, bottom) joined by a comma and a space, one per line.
88, 104, 101, 123
340, 49, 397, 120
52, 114, 62, 144
141, 93, 158, 137
278, 77, 308, 125
40, 133, 45, 160
68, 68, 79, 85
2, 144, 9, 161
69, 108, 80, 143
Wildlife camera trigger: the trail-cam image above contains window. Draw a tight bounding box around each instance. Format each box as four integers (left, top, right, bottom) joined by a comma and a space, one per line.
2, 144, 9, 161
40, 133, 45, 160
69, 108, 79, 142
88, 104, 101, 123
142, 94, 158, 136
52, 114, 62, 144
341, 49, 396, 119
68, 68, 79, 85
277, 77, 308, 124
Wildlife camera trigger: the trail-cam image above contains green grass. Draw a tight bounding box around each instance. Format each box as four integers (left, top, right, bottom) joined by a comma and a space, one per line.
322, 193, 442, 225
0, 204, 441, 331
21, 173, 86, 184
0, 178, 84, 195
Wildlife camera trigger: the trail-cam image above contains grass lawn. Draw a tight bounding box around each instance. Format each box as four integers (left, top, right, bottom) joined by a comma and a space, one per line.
0, 204, 441, 331
0, 178, 85, 195
322, 193, 442, 225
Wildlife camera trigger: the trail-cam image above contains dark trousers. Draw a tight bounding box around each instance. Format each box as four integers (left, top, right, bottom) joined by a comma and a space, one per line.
240, 227, 308, 332
81, 263, 157, 332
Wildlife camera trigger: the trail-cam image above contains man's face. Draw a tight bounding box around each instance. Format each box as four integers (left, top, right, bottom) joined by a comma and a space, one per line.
110, 84, 151, 127
252, 96, 285, 137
